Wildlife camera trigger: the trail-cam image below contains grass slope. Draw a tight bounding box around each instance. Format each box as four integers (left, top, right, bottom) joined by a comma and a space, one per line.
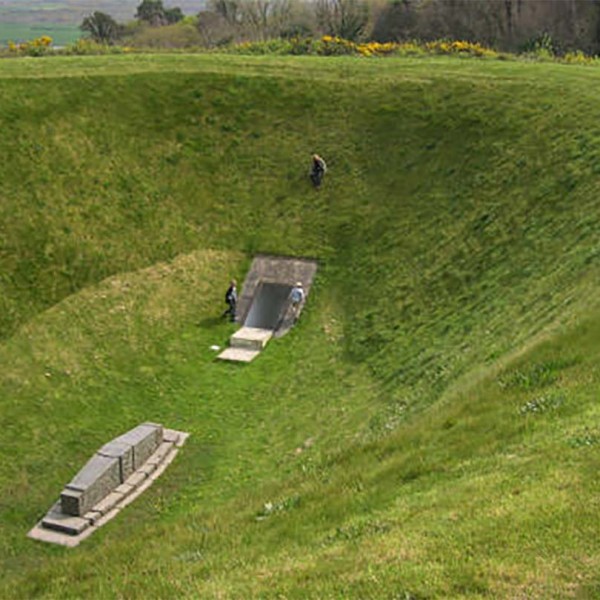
0, 54, 598, 597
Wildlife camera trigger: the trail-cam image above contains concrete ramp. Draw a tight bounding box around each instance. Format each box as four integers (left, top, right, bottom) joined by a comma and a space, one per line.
237, 255, 317, 337
244, 283, 292, 330
218, 255, 317, 363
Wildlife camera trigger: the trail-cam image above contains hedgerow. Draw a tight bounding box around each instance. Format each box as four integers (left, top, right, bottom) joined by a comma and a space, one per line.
2, 34, 600, 65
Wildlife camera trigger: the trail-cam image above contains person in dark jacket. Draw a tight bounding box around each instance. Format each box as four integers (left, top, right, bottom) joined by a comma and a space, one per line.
310, 154, 327, 188
223, 279, 237, 322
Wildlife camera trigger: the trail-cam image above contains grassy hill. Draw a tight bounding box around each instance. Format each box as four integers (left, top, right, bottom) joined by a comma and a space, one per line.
0, 54, 599, 598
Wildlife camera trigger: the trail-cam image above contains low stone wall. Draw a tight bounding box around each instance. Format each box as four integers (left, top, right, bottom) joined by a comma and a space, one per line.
29, 423, 188, 546
60, 423, 163, 517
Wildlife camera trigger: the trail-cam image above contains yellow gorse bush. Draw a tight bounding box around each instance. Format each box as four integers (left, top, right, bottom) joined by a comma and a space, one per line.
7, 35, 53, 55
32, 36, 53, 47
1, 33, 597, 65
425, 40, 498, 57
356, 41, 398, 57
315, 36, 499, 58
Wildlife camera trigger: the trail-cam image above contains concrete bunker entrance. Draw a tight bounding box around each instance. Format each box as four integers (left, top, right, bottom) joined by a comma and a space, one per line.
244, 282, 292, 330
218, 255, 317, 361
234, 254, 318, 338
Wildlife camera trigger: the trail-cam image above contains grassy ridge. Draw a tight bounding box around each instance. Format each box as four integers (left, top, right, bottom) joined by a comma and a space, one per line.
0, 54, 599, 597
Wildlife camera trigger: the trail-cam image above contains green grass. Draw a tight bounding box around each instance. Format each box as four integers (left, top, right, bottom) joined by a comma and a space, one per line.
0, 53, 598, 598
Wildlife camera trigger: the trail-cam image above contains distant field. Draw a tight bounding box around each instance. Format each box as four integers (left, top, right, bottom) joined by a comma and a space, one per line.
0, 21, 80, 45
0, 0, 204, 25
0, 0, 204, 45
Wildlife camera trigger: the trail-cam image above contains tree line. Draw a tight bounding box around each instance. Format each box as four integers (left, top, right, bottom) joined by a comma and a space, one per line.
82, 0, 600, 55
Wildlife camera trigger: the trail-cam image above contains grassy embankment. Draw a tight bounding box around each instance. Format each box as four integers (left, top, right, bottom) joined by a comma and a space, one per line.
0, 54, 599, 597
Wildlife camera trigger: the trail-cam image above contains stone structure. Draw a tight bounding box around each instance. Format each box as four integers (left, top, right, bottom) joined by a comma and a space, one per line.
29, 423, 189, 547
218, 327, 273, 363
60, 423, 163, 517
236, 254, 318, 334
218, 255, 317, 363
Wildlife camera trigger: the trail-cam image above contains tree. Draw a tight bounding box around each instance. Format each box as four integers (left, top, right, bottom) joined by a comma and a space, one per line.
136, 0, 168, 26
209, 0, 243, 27
80, 11, 121, 44
315, 0, 369, 41
197, 10, 236, 46
243, 0, 294, 40
128, 22, 202, 47
371, 0, 418, 42
593, 0, 600, 54
202, 0, 295, 42
135, 0, 186, 27
165, 7, 185, 24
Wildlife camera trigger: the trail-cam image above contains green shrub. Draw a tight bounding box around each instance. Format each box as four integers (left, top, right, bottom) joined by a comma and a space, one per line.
562, 50, 596, 65
62, 39, 133, 55
521, 31, 557, 59
316, 35, 356, 56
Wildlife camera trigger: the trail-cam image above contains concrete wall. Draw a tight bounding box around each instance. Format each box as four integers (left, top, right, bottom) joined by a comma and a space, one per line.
244, 283, 292, 329
60, 423, 164, 516
237, 255, 318, 334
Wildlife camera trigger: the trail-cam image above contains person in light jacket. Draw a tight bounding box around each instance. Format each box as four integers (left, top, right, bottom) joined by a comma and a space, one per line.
290, 281, 305, 321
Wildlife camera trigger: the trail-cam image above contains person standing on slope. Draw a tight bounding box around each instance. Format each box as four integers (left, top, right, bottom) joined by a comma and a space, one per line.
223, 279, 237, 322
310, 154, 327, 188
289, 281, 305, 321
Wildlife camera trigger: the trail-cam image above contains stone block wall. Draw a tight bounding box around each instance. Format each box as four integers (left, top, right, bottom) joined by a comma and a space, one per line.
60, 423, 163, 516
98, 441, 135, 482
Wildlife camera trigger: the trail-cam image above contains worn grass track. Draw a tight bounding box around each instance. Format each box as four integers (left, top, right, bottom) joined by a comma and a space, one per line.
0, 54, 598, 598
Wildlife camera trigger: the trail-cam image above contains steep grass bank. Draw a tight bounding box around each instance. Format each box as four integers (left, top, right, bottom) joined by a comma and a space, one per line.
1, 253, 598, 598
1, 55, 598, 393
0, 54, 599, 597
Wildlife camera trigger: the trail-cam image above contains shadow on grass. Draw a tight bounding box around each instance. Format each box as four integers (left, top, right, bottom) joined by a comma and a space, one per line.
197, 315, 229, 328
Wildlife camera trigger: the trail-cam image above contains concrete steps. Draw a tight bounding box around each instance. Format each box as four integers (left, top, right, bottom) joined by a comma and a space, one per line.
218, 327, 273, 362
217, 347, 262, 363
230, 327, 272, 350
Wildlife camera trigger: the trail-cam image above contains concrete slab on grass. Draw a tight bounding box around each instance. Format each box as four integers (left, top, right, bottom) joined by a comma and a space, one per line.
230, 327, 273, 350
124, 471, 148, 488
94, 491, 125, 516
42, 508, 90, 536
146, 441, 174, 466
217, 347, 262, 362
